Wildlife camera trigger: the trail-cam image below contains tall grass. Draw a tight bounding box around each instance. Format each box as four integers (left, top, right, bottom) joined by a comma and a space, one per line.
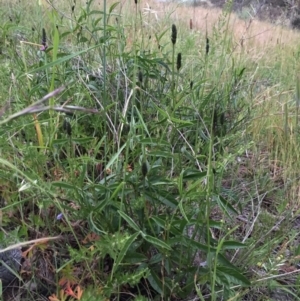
0, 0, 300, 300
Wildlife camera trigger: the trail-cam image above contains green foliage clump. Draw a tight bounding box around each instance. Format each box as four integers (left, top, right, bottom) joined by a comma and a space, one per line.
2, 0, 300, 300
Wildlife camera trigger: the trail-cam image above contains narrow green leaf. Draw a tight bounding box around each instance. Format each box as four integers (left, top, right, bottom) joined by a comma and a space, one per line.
53, 137, 94, 145
124, 251, 147, 264
110, 181, 125, 200
106, 143, 126, 169
169, 117, 194, 126
178, 199, 189, 223
94, 197, 111, 212
183, 169, 207, 180
144, 191, 177, 208
140, 138, 170, 147
134, 106, 151, 137
21, 44, 102, 77
216, 195, 238, 216
148, 271, 163, 294
60, 31, 71, 39
143, 234, 172, 250
147, 179, 173, 186
52, 138, 71, 145
217, 253, 240, 270
151, 216, 165, 229
70, 137, 95, 144
178, 170, 183, 196
118, 210, 140, 232
155, 29, 168, 44
222, 241, 248, 250
217, 266, 250, 286
109, 2, 120, 14
89, 10, 104, 15
149, 253, 163, 265
51, 181, 76, 190
112, 232, 139, 276
147, 150, 173, 158
154, 105, 194, 126
185, 238, 217, 253
88, 212, 108, 235
188, 219, 223, 229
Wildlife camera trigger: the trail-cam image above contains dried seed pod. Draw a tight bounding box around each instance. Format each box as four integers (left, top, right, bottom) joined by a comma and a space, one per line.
176, 53, 182, 71
63, 119, 72, 136
171, 24, 177, 45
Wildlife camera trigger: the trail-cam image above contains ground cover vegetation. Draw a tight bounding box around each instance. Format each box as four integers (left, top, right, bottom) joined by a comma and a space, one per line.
0, 0, 300, 300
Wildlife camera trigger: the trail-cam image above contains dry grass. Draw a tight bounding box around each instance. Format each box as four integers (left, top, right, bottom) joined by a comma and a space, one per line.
21, 0, 300, 63
5, 0, 300, 54
117, 0, 300, 61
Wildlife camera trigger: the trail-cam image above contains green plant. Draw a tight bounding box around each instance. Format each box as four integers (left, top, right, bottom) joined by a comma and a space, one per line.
1, 0, 300, 300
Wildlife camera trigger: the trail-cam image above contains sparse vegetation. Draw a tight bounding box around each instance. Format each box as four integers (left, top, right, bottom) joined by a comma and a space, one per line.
0, 0, 300, 300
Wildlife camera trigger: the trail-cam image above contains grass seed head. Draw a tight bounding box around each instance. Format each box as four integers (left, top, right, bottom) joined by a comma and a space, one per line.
63, 119, 72, 136
141, 162, 148, 177
41, 28, 48, 51
190, 80, 193, 89
171, 24, 177, 45
138, 69, 143, 84
177, 53, 182, 71
206, 37, 210, 55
